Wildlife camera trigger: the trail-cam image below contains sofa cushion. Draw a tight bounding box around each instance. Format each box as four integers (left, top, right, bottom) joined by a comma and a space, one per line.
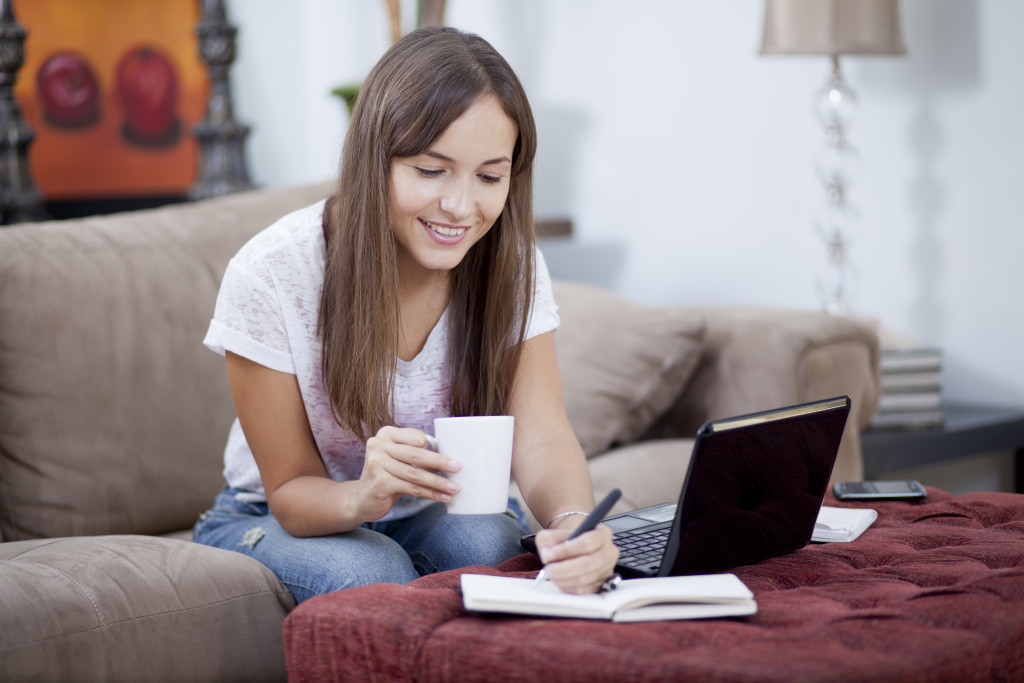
553, 281, 705, 457
0, 535, 294, 682
0, 182, 332, 541
510, 438, 696, 531
588, 438, 694, 516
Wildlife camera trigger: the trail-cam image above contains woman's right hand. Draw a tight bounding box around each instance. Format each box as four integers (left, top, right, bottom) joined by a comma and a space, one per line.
352, 426, 463, 522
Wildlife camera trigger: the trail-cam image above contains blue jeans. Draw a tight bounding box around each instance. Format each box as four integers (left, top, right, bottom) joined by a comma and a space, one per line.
193, 487, 528, 603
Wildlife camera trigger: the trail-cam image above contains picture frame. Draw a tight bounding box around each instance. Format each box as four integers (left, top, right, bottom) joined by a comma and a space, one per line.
13, 0, 206, 215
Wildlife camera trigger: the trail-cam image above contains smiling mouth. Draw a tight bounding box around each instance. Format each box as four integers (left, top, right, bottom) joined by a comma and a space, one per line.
422, 219, 467, 237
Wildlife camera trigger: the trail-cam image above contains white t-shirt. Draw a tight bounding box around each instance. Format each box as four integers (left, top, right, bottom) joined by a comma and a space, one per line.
203, 200, 560, 520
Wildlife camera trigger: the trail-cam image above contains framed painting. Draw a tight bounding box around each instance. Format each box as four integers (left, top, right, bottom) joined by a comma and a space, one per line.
14, 0, 206, 208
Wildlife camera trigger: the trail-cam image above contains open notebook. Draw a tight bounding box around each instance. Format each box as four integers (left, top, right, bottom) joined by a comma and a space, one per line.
461, 572, 756, 622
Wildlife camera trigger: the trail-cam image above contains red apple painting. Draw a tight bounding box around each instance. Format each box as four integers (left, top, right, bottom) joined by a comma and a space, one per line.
14, 0, 204, 200
116, 45, 181, 147
36, 52, 100, 129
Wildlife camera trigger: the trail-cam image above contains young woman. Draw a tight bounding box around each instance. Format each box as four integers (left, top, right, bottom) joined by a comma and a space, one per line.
193, 26, 618, 602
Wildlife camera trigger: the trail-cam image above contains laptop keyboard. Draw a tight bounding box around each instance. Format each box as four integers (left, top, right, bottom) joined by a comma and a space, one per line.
614, 522, 671, 574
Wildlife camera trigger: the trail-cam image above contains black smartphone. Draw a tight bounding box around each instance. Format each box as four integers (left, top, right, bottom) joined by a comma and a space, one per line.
833, 480, 927, 501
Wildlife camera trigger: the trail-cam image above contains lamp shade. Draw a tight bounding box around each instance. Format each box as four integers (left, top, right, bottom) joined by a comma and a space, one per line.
760, 0, 906, 56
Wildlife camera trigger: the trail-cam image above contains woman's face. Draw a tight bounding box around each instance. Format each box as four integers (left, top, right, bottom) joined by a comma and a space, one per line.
390, 94, 518, 279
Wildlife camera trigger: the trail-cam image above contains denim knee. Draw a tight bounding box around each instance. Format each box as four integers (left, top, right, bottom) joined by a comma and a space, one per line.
193, 488, 270, 546
396, 505, 525, 575
278, 529, 421, 601
192, 488, 420, 602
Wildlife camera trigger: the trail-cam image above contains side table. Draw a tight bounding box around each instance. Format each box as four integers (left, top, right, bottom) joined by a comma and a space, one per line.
861, 403, 1024, 493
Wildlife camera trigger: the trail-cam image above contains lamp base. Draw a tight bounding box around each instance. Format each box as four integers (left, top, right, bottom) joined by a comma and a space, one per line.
814, 55, 859, 316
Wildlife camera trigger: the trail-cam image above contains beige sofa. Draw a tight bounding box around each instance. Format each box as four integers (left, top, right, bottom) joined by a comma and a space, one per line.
0, 182, 880, 682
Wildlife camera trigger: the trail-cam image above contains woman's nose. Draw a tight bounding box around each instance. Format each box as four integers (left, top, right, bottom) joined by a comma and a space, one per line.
439, 177, 472, 219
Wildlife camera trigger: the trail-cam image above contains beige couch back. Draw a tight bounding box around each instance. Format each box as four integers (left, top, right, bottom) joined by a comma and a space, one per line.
0, 182, 333, 542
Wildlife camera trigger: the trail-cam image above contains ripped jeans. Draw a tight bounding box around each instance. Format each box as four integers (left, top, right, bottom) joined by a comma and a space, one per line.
192, 487, 528, 603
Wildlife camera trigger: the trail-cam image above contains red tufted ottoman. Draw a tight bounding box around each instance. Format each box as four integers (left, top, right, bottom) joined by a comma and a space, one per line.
283, 488, 1024, 682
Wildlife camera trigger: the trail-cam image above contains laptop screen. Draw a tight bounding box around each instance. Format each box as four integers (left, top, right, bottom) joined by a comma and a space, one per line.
658, 397, 850, 576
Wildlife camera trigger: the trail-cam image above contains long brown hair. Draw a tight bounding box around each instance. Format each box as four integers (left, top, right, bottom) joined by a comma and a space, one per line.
318, 26, 538, 441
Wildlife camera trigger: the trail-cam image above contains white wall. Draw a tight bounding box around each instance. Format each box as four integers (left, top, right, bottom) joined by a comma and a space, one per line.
226, 0, 1024, 409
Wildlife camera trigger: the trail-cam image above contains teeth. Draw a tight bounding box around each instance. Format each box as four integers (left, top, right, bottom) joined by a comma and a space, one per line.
424, 220, 466, 237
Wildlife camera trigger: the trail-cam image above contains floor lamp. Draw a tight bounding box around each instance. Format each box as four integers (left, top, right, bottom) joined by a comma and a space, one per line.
760, 0, 905, 316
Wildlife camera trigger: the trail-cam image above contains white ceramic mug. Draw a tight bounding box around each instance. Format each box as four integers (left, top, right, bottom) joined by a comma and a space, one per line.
426, 415, 514, 515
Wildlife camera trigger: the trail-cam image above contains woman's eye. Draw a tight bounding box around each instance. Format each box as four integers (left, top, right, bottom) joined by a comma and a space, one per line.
414, 167, 444, 178
479, 174, 503, 185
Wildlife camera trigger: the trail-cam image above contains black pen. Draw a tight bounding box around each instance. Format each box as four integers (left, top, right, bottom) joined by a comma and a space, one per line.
531, 488, 622, 588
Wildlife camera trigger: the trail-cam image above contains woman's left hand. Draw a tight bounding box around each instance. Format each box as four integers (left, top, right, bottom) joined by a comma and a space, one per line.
533, 522, 620, 594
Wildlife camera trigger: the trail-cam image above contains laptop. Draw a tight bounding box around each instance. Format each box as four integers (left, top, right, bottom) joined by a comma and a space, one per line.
603, 396, 850, 578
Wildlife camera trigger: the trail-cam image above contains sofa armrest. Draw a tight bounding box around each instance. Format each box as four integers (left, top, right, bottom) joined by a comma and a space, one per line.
643, 308, 881, 482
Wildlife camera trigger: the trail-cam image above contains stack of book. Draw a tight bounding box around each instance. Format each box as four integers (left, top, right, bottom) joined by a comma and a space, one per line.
869, 342, 944, 430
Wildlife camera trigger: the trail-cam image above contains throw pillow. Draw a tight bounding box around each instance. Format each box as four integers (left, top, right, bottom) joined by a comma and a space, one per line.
552, 281, 705, 457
